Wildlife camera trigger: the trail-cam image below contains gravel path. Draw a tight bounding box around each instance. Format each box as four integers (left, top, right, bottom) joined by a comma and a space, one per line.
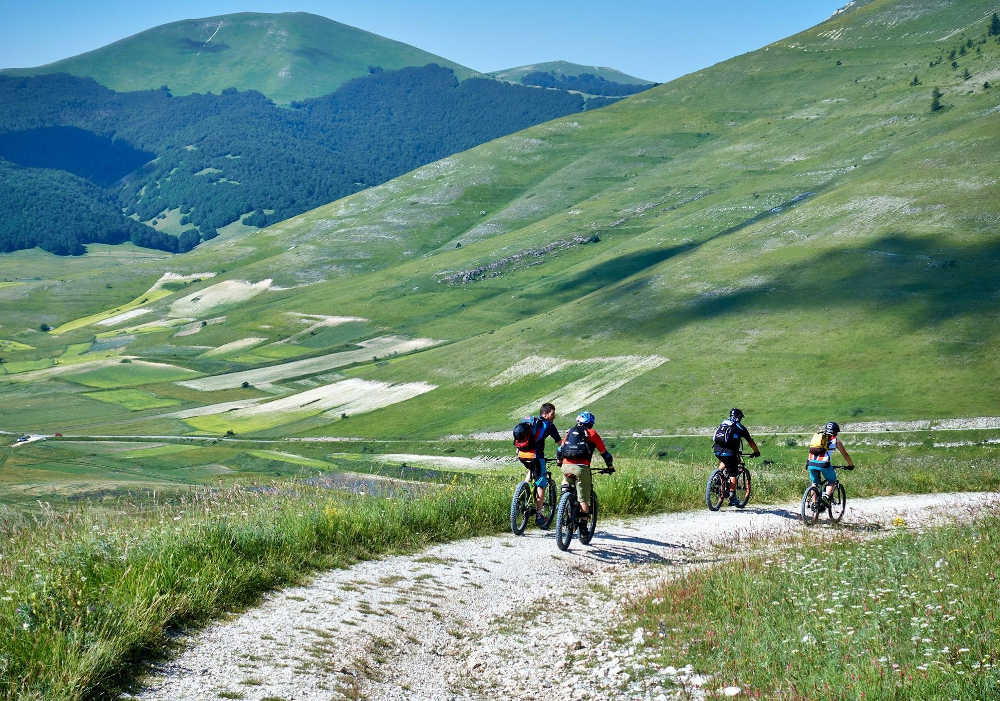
132, 492, 993, 701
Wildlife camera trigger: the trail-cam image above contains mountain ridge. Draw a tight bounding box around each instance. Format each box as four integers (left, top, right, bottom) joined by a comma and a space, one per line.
1, 12, 480, 105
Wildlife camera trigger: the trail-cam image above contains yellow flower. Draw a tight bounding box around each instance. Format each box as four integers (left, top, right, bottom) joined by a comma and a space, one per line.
892, 516, 906, 528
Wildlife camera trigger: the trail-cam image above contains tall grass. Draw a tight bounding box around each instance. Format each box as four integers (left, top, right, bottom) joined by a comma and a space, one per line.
0, 481, 508, 700
622, 508, 1000, 698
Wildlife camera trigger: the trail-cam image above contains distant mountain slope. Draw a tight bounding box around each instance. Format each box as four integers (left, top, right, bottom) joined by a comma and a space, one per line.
0, 66, 587, 255
490, 61, 653, 85
1, 0, 998, 438
1, 12, 480, 105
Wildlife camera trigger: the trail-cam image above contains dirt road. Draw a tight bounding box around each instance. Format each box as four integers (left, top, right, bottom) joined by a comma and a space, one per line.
134, 492, 993, 700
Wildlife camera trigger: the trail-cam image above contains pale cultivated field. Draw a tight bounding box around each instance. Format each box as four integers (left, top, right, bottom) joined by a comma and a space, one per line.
169, 280, 273, 317
177, 336, 439, 391
489, 354, 668, 417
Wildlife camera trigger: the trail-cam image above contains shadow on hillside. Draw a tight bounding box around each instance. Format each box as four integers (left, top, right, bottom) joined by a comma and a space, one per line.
540, 191, 822, 302
619, 233, 1000, 337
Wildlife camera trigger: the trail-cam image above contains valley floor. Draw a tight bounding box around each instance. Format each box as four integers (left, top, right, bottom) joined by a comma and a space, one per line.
130, 492, 993, 700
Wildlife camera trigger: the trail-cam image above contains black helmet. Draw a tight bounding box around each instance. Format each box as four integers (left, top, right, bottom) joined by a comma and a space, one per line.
824, 421, 840, 436
729, 408, 744, 422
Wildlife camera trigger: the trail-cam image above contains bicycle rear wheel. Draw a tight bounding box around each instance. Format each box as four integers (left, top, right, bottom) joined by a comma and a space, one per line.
579, 491, 599, 545
706, 469, 725, 511
801, 485, 822, 525
734, 467, 752, 508
555, 491, 575, 551
828, 482, 847, 523
510, 481, 531, 535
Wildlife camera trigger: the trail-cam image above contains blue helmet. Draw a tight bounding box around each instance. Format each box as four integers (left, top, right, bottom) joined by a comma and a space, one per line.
824, 421, 840, 436
730, 407, 744, 422
576, 411, 595, 428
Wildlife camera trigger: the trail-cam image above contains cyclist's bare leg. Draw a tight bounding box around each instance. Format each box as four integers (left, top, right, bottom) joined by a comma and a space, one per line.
721, 460, 736, 494
534, 457, 546, 511
562, 472, 588, 514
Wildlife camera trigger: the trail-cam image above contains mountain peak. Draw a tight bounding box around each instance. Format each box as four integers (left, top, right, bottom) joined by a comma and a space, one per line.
1, 12, 479, 104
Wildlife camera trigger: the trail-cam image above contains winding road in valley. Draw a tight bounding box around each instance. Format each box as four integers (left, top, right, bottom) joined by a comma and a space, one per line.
133, 491, 994, 701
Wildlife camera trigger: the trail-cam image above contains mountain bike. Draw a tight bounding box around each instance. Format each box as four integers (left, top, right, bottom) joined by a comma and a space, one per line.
800, 465, 853, 525
706, 453, 754, 511
554, 467, 613, 551
510, 461, 557, 535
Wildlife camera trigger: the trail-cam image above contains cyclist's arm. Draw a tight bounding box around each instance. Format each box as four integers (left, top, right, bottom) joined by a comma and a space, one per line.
545, 422, 562, 446
739, 424, 760, 457
837, 441, 854, 467
588, 429, 613, 467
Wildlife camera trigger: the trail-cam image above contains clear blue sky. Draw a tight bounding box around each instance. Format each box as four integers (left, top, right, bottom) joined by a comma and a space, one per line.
0, 1, 846, 82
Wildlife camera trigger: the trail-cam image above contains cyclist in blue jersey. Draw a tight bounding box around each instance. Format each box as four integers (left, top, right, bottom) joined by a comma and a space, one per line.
515, 403, 561, 527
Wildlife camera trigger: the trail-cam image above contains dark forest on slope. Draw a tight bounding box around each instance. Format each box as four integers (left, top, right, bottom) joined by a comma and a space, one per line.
0, 65, 642, 255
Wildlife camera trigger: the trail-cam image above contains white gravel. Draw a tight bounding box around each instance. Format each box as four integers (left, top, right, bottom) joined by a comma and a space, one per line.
132, 492, 993, 701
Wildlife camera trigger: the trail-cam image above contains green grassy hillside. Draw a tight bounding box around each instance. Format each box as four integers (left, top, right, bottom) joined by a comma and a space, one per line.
490, 60, 653, 85
1, 12, 479, 104
1, 0, 998, 441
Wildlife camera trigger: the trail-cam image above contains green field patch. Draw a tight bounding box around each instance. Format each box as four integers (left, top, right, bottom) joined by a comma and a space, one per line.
296, 322, 373, 349
239, 343, 316, 361
121, 443, 200, 458
245, 450, 337, 469
1, 358, 53, 374
61, 342, 91, 358
0, 339, 33, 351
84, 389, 181, 411
184, 409, 316, 435
95, 317, 193, 339
53, 441, 168, 455
51, 287, 174, 335
66, 361, 199, 388
0, 282, 23, 289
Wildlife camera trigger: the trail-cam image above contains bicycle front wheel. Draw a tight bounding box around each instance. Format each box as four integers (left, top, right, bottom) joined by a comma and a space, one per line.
734, 468, 752, 508
706, 469, 725, 511
829, 482, 847, 523
800, 485, 822, 525
510, 481, 530, 535
579, 491, 599, 545
555, 491, 575, 551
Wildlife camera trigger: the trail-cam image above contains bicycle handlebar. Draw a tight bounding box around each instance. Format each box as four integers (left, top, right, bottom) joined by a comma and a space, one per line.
831, 464, 855, 471
596, 467, 615, 475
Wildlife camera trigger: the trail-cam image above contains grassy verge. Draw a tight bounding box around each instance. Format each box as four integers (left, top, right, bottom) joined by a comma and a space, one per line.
622, 509, 1000, 699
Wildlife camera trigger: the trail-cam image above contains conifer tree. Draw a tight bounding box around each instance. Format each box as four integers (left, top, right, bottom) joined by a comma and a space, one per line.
930, 87, 944, 112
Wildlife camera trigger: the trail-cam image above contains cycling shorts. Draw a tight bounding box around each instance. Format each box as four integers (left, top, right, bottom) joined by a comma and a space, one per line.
808, 465, 838, 484
520, 456, 548, 487
714, 451, 742, 476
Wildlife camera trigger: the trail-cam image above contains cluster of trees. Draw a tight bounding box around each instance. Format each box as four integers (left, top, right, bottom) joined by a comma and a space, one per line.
0, 65, 596, 255
519, 71, 656, 97
0, 159, 186, 255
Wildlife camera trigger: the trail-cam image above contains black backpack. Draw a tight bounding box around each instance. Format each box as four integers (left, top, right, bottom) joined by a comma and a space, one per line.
513, 417, 536, 449
560, 425, 593, 460
713, 420, 740, 450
